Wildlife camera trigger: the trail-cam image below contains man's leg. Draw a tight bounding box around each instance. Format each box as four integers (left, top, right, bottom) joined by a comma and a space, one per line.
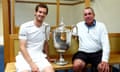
43, 66, 54, 72
90, 50, 102, 72
72, 51, 87, 72
21, 70, 30, 72
73, 59, 86, 72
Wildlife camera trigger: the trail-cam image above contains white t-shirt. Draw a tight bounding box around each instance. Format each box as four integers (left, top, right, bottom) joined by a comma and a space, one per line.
18, 20, 50, 59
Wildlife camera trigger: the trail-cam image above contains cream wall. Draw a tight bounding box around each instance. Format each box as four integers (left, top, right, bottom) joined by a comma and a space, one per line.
91, 0, 120, 33
0, 2, 3, 35
59, 5, 83, 26
1, 0, 120, 38
15, 3, 83, 26
15, 3, 57, 26
0, 1, 3, 45
15, 0, 120, 33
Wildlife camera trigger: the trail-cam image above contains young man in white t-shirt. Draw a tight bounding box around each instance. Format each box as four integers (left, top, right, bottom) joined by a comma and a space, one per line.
16, 4, 54, 72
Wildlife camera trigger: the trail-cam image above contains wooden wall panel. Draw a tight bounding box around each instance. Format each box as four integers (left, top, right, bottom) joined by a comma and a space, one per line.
9, 33, 120, 62
2, 0, 11, 64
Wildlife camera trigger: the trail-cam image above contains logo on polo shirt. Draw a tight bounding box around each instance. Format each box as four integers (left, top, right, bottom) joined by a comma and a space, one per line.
20, 34, 26, 36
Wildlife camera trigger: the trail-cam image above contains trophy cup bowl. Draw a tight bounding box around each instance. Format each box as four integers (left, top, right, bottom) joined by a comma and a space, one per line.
53, 30, 71, 66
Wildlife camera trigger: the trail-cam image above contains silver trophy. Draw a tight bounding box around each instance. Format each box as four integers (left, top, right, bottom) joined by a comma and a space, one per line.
53, 17, 72, 65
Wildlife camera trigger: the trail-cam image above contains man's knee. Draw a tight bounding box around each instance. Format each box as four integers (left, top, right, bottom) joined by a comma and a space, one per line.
43, 66, 54, 72
73, 59, 86, 71
21, 70, 30, 72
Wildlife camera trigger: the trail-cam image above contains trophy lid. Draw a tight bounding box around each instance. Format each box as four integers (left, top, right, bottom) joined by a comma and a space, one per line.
55, 17, 70, 32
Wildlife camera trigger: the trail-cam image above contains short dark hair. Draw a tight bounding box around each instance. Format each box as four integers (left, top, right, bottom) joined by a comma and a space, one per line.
35, 3, 48, 15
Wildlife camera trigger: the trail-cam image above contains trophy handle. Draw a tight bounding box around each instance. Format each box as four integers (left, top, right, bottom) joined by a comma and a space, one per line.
71, 25, 78, 40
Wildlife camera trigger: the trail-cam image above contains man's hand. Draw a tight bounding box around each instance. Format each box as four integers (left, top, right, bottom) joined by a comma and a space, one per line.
30, 62, 40, 72
97, 61, 109, 72
46, 57, 56, 62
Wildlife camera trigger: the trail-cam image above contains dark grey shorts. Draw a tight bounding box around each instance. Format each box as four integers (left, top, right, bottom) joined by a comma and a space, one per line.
72, 50, 102, 67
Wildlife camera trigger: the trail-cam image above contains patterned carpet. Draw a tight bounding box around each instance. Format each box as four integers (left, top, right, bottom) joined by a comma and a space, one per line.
0, 46, 4, 72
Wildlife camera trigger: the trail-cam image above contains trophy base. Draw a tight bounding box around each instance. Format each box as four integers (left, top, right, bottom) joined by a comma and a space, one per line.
55, 61, 68, 66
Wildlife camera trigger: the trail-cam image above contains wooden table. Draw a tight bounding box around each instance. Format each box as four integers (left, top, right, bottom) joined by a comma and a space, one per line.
51, 60, 72, 70
5, 62, 16, 72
